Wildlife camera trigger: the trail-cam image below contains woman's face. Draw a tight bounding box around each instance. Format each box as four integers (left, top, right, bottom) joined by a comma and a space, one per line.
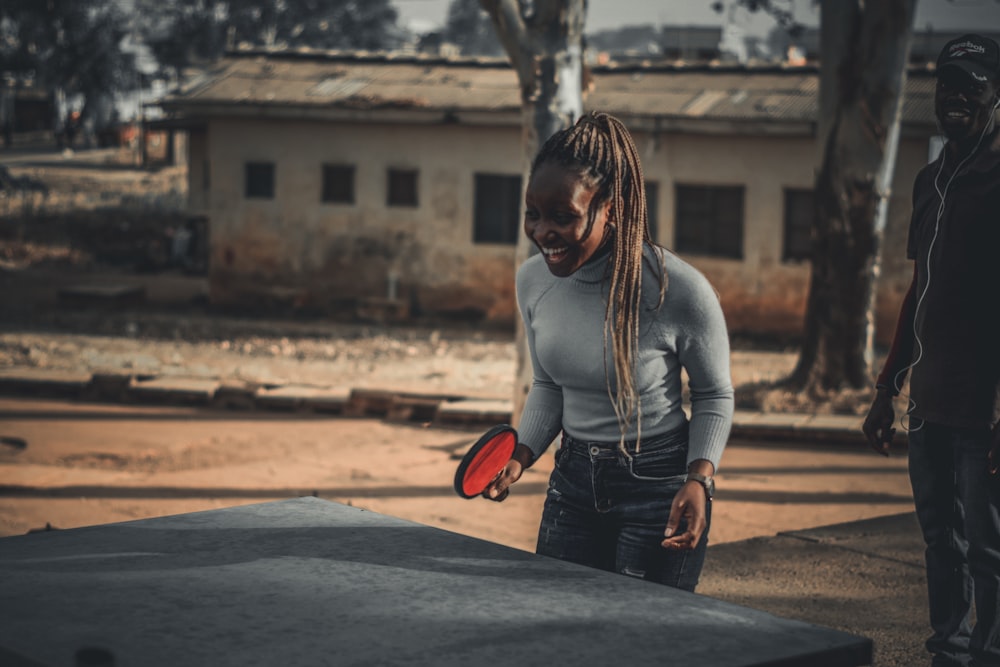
524, 161, 611, 278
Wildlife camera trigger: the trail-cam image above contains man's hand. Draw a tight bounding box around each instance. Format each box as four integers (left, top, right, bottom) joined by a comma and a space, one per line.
482, 443, 534, 502
863, 387, 896, 456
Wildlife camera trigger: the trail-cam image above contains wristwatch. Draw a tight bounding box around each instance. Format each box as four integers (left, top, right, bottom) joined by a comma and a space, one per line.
685, 472, 715, 500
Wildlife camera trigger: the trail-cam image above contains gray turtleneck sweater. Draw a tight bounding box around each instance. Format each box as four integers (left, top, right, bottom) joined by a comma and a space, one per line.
515, 244, 734, 470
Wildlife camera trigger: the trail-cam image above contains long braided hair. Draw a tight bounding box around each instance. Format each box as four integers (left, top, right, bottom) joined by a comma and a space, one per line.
530, 111, 666, 452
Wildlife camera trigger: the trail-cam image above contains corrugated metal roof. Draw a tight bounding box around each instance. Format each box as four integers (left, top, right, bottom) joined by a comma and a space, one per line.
179, 54, 521, 112
164, 50, 937, 127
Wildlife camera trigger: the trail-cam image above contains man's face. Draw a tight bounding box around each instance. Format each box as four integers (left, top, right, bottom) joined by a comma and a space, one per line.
935, 66, 1000, 142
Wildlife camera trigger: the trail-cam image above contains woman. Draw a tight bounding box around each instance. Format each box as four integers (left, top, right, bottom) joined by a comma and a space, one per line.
484, 111, 734, 592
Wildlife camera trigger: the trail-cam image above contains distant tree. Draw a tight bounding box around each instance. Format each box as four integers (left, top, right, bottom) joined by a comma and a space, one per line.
443, 0, 504, 56
480, 0, 586, 422
135, 0, 405, 80
0, 0, 136, 93
0, 0, 137, 141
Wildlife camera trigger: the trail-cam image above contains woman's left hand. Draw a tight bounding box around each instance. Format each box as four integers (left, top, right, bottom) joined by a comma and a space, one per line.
661, 480, 709, 551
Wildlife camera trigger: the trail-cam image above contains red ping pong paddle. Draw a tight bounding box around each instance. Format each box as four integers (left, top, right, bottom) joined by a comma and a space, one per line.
453, 424, 518, 499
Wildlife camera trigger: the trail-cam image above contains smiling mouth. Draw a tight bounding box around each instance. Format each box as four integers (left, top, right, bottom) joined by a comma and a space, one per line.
540, 245, 570, 263
943, 106, 971, 121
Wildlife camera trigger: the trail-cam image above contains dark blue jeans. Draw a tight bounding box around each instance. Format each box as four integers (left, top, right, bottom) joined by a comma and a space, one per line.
535, 424, 708, 592
909, 420, 1000, 667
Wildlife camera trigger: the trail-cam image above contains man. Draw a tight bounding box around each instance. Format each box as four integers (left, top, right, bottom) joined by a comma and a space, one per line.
863, 34, 1000, 667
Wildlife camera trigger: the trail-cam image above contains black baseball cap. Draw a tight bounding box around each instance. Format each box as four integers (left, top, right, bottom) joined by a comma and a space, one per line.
937, 34, 1000, 83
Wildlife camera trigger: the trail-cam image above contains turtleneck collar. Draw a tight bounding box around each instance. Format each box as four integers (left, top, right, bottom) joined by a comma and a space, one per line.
569, 243, 612, 285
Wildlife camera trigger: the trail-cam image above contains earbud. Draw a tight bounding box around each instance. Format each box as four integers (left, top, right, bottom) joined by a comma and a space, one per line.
986, 95, 1000, 135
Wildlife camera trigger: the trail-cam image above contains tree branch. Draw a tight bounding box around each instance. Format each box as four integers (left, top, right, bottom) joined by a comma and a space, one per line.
532, 0, 563, 26
480, 0, 528, 62
480, 0, 538, 98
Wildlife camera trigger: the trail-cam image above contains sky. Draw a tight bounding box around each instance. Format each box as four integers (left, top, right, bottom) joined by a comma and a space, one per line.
391, 0, 1000, 35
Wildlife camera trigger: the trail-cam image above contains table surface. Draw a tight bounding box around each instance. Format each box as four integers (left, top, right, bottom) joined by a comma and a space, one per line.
0, 497, 872, 667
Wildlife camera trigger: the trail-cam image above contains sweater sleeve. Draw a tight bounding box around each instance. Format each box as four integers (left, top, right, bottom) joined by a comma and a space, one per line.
675, 272, 734, 472
515, 263, 564, 459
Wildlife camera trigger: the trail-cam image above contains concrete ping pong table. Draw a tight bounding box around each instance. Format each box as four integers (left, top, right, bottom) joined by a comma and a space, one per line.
0, 497, 873, 666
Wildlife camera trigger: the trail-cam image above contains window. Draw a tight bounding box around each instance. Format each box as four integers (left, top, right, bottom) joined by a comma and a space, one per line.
474, 173, 522, 245
783, 188, 814, 262
322, 164, 355, 204
674, 184, 744, 259
645, 180, 659, 241
245, 162, 275, 199
387, 168, 418, 207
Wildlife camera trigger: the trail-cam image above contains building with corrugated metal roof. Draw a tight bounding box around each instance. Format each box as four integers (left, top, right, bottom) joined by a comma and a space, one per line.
157, 49, 940, 339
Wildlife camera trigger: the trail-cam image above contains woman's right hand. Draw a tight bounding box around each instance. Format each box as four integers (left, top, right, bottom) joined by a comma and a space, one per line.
482, 444, 534, 502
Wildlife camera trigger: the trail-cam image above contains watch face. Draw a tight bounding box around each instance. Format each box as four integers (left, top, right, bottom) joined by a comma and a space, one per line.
688, 473, 714, 499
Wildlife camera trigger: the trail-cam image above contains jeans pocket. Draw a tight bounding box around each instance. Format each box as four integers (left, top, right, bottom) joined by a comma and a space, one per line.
554, 445, 569, 468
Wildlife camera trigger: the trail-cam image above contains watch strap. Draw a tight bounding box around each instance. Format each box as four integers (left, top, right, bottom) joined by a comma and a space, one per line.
685, 472, 714, 499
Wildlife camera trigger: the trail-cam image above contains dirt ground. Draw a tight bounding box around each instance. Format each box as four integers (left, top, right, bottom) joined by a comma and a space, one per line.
0, 393, 913, 547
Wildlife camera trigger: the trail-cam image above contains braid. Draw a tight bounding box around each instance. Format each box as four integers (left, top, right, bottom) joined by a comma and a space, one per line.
531, 111, 666, 453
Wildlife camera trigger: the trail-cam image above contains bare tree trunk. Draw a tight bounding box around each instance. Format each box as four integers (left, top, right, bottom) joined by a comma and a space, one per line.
480, 0, 585, 424
787, 0, 917, 394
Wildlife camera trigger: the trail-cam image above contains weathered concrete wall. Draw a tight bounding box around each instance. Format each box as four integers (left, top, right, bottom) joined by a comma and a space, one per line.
204, 118, 520, 320
640, 131, 815, 338
198, 117, 926, 343
635, 129, 924, 344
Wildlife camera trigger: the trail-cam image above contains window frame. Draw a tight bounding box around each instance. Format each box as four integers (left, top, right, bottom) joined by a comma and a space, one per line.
782, 187, 815, 263
244, 161, 275, 200
473, 172, 523, 245
673, 183, 745, 259
386, 167, 419, 207
645, 180, 659, 242
321, 164, 356, 205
